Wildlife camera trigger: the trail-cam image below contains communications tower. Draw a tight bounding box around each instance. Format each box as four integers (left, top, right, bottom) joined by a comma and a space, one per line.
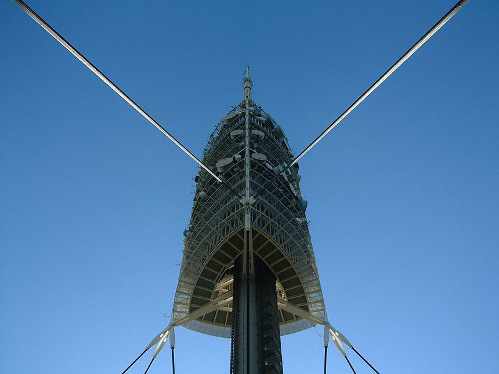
173, 68, 325, 373
13, 0, 469, 373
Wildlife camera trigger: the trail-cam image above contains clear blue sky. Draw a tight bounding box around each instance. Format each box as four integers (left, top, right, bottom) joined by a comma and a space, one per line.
1, 0, 498, 373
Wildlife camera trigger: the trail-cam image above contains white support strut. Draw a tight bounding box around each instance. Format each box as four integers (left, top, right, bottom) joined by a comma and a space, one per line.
146, 293, 233, 357
278, 299, 380, 374
14, 0, 222, 183
290, 0, 469, 166
277, 299, 348, 350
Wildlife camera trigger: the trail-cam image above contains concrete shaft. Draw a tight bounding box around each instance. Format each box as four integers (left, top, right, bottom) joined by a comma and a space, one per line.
231, 255, 283, 374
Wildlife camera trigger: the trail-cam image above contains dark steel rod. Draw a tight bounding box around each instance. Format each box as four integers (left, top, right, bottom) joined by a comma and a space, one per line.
344, 354, 358, 374
171, 347, 176, 374
323, 345, 328, 374
14, 0, 222, 183
121, 346, 150, 374
290, 0, 469, 166
351, 345, 380, 374
143, 354, 158, 374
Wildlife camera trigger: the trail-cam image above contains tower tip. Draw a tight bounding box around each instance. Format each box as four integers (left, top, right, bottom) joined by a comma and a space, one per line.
243, 66, 253, 103
244, 66, 251, 80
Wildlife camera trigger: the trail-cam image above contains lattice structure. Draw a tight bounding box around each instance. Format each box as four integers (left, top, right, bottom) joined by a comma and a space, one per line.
172, 91, 326, 338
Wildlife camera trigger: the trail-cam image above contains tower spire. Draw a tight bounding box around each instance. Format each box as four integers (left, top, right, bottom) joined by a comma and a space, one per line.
243, 66, 252, 104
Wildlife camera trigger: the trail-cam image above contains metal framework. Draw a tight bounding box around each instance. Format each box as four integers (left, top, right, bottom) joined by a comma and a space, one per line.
172, 71, 326, 341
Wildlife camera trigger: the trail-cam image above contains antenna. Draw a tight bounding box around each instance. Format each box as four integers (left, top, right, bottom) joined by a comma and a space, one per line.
290, 0, 469, 166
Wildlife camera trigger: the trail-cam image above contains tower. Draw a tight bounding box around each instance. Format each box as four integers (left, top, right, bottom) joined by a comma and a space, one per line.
13, 1, 469, 373
172, 70, 326, 373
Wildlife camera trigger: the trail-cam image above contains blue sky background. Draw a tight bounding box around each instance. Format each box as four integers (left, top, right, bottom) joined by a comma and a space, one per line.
1, 0, 498, 373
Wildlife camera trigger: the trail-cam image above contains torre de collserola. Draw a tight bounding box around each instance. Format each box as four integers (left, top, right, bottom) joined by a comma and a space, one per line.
172, 70, 326, 374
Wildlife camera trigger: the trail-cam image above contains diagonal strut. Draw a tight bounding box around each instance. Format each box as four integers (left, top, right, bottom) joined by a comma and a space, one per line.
278, 298, 381, 374
290, 0, 469, 166
14, 0, 222, 183
119, 293, 233, 373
